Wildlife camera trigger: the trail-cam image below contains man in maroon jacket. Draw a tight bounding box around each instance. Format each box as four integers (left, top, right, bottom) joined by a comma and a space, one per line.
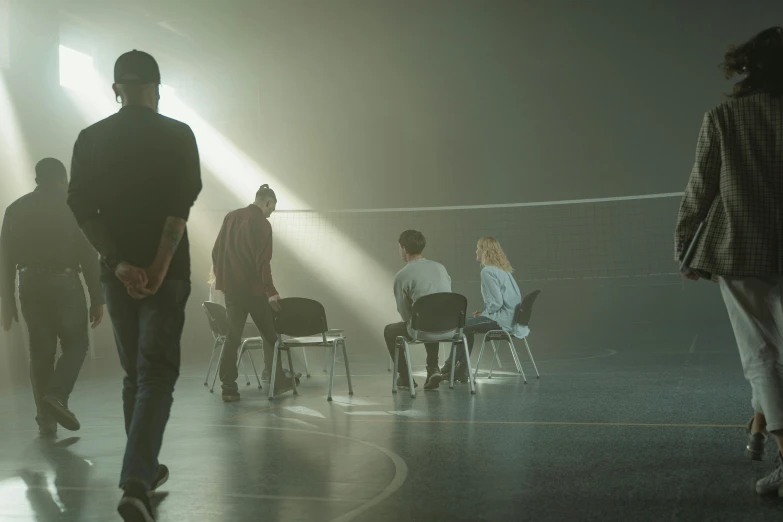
212, 184, 292, 401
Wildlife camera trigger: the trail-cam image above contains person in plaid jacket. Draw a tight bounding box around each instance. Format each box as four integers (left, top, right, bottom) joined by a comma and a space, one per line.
675, 26, 783, 497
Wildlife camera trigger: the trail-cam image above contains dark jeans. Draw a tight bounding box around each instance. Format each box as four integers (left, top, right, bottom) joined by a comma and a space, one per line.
384, 322, 440, 378
18, 270, 89, 427
103, 276, 190, 490
445, 316, 502, 367
220, 293, 281, 392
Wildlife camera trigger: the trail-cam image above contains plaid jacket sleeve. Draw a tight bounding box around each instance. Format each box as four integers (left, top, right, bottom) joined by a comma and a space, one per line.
674, 111, 721, 262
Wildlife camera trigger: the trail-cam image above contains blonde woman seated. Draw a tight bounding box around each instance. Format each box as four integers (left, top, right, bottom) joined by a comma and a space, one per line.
442, 237, 526, 382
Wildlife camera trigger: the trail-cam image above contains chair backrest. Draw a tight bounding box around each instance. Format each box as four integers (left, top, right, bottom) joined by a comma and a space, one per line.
513, 290, 541, 327
273, 297, 328, 338
410, 292, 467, 334
203, 301, 229, 338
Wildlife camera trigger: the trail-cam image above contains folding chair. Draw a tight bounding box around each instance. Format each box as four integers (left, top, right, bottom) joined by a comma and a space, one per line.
269, 298, 354, 401
474, 290, 541, 382
202, 302, 263, 393
392, 292, 475, 398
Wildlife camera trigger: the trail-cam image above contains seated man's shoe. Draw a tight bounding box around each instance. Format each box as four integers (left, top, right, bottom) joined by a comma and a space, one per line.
440, 363, 453, 379
222, 389, 241, 403
453, 361, 470, 383
148, 464, 169, 495
755, 453, 783, 496
746, 415, 767, 461
43, 396, 80, 431
261, 369, 271, 382
423, 367, 443, 390
273, 375, 296, 395
396, 376, 418, 390
118, 482, 155, 522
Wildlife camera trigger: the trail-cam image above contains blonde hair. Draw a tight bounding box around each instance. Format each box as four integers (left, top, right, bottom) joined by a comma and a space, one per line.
478, 237, 513, 272
207, 265, 216, 285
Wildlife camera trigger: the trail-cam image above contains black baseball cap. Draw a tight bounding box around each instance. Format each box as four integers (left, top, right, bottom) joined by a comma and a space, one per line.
114, 50, 161, 85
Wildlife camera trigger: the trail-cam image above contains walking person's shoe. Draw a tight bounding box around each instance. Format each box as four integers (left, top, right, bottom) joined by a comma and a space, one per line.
755, 453, 783, 496
42, 396, 80, 431
746, 415, 767, 461
423, 367, 443, 390
222, 389, 241, 403
118, 482, 155, 522
149, 464, 169, 493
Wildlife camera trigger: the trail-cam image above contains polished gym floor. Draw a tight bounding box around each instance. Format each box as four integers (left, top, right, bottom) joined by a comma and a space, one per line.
0, 329, 782, 522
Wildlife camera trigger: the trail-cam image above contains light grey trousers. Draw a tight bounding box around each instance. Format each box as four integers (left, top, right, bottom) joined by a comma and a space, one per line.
720, 276, 783, 433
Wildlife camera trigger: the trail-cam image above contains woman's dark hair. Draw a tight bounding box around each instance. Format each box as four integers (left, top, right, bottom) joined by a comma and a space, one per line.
398, 230, 426, 255
722, 27, 783, 98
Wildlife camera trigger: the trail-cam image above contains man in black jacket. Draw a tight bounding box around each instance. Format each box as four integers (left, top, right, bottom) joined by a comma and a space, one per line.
0, 158, 103, 438
68, 50, 202, 522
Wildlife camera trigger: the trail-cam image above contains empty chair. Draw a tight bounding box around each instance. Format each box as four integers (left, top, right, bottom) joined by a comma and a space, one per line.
473, 290, 541, 382
202, 302, 263, 393
392, 292, 475, 398
269, 298, 353, 401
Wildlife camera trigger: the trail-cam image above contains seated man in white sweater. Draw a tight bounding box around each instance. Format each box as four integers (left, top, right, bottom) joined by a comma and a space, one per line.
383, 230, 453, 390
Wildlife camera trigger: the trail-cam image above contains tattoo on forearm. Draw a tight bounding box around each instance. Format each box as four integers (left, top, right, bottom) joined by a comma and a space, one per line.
80, 220, 120, 260
159, 217, 186, 258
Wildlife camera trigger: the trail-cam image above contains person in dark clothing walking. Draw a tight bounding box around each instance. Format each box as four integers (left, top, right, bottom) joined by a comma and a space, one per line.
211, 184, 295, 402
67, 50, 202, 522
0, 158, 104, 438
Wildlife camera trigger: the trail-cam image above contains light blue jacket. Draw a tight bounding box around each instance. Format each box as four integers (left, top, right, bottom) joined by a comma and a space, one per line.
480, 265, 529, 338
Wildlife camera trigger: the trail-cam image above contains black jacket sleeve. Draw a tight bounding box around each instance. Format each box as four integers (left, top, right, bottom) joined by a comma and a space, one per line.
165, 125, 203, 220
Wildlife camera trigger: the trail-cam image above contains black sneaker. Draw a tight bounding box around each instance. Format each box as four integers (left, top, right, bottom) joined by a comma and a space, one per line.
149, 464, 169, 493
396, 376, 419, 390
43, 396, 80, 431
118, 483, 155, 522
453, 361, 470, 383
222, 390, 241, 403
440, 363, 453, 379
424, 367, 443, 390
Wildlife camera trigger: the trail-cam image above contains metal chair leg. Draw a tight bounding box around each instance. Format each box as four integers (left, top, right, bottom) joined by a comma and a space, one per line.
473, 336, 488, 381
462, 334, 476, 394
210, 338, 228, 393
508, 338, 523, 373
204, 337, 220, 386
387, 355, 392, 372
239, 348, 250, 386
302, 346, 311, 378
342, 339, 354, 396
268, 342, 280, 400
323, 346, 329, 374
487, 341, 498, 379
287, 348, 298, 396
403, 341, 415, 398
392, 338, 400, 394
247, 348, 262, 389
449, 345, 457, 389
492, 341, 502, 369
327, 341, 337, 401
524, 337, 540, 378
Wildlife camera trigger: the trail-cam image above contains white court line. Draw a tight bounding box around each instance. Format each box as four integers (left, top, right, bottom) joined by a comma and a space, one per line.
3, 423, 409, 522
274, 192, 684, 214
16, 485, 363, 504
